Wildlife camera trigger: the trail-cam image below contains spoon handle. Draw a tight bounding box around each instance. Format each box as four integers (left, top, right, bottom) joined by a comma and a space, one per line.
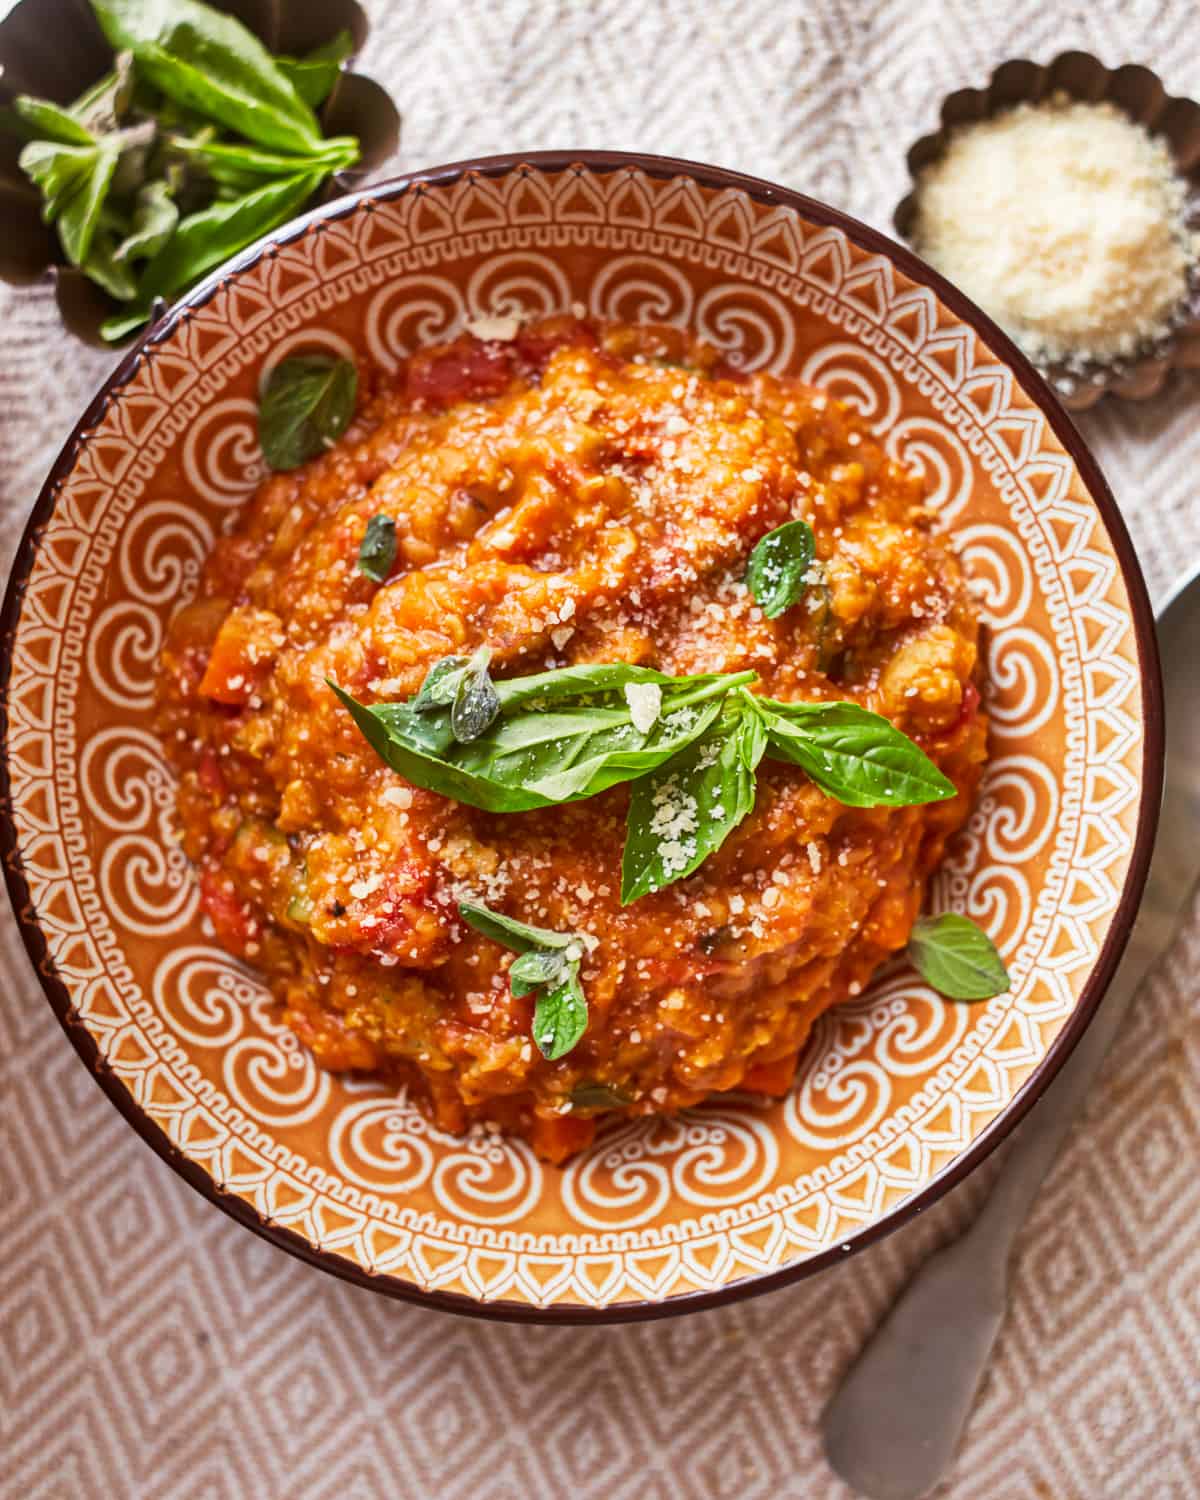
821, 894, 1172, 1500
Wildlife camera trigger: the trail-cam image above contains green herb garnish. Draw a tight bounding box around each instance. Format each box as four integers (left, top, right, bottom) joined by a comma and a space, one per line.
569, 1082, 633, 1110
258, 355, 357, 471
276, 30, 355, 110
357, 514, 397, 584
621, 706, 766, 903
907, 913, 1010, 1000
458, 901, 589, 1060
92, 0, 326, 153
747, 695, 957, 807
6, 0, 360, 340
332, 658, 957, 902
330, 662, 752, 815
449, 647, 501, 743
746, 519, 817, 618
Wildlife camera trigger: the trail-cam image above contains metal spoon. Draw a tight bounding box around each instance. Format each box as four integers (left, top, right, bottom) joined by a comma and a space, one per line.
822, 566, 1197, 1500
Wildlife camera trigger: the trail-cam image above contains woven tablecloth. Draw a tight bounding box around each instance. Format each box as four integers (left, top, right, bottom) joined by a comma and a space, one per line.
2, 2, 1198, 1496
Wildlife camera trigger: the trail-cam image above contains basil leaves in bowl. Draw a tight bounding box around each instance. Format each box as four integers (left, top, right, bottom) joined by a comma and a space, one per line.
0, 0, 399, 342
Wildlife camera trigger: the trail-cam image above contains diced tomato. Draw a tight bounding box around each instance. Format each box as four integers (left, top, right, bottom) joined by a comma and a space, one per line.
405, 338, 513, 406
196, 748, 226, 798
199, 867, 257, 956
512, 317, 596, 377
531, 1112, 596, 1164
206, 535, 262, 595
742, 1051, 800, 1097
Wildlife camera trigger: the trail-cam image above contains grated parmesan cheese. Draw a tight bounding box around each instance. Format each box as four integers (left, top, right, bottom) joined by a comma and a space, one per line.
464, 314, 521, 341
624, 681, 662, 734
911, 95, 1199, 364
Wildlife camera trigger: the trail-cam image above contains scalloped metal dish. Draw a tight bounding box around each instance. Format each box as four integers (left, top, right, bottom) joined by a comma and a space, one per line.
894, 51, 1200, 412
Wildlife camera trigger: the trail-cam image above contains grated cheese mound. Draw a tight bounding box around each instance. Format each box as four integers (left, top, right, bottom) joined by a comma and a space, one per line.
624, 681, 662, 734
912, 95, 1199, 364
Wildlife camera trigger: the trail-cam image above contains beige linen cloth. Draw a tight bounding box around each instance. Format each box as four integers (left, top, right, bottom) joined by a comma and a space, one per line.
2, 1, 1198, 1496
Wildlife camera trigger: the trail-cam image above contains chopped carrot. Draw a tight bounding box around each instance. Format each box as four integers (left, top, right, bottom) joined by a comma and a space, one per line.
197, 607, 280, 706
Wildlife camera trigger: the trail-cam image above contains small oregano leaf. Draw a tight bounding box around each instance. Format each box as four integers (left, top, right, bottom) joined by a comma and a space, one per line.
459, 900, 589, 1060
357, 513, 396, 583
450, 647, 500, 743
907, 913, 1010, 1000
258, 354, 357, 471
746, 519, 816, 619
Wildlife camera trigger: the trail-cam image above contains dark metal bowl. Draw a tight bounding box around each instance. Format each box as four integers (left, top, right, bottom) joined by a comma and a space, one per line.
894, 51, 1200, 411
0, 0, 400, 342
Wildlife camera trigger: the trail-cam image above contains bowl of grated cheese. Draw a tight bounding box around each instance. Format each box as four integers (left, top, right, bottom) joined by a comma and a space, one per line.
895, 51, 1200, 410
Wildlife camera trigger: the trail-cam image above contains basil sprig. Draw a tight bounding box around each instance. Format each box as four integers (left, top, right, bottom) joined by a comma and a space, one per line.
458, 901, 589, 1060
907, 914, 1010, 1000
331, 663, 752, 815
6, 0, 361, 341
622, 707, 766, 903
357, 514, 397, 583
258, 355, 357, 471
333, 657, 959, 902
92, 0, 326, 153
746, 519, 817, 618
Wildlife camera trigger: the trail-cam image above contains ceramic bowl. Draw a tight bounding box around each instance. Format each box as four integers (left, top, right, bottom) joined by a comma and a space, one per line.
0, 152, 1162, 1321
894, 51, 1200, 411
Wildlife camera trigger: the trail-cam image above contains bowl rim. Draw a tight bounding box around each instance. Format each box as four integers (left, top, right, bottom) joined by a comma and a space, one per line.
0, 148, 1165, 1324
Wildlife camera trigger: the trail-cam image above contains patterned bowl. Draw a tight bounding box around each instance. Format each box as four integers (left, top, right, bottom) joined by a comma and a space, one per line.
0, 152, 1163, 1322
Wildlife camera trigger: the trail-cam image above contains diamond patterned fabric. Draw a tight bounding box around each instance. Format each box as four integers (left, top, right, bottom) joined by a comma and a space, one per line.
1, 1, 1197, 1495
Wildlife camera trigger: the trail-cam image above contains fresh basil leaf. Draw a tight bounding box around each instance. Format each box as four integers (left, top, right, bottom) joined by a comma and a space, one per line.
91, 0, 324, 154
81, 231, 138, 299
533, 972, 589, 1061
277, 29, 355, 109
451, 647, 501, 743
458, 900, 576, 953
569, 1082, 632, 1110
747, 519, 816, 619
754, 695, 956, 807
258, 353, 357, 471
621, 706, 767, 902
357, 514, 396, 583
109, 118, 158, 198
165, 133, 358, 192
331, 685, 544, 812
494, 664, 754, 714
70, 51, 136, 133
411, 657, 470, 712
12, 95, 96, 146
459, 900, 589, 1060
20, 138, 119, 265
101, 169, 325, 340
907, 913, 1010, 1000
113, 178, 178, 263
450, 693, 727, 805
331, 668, 738, 813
